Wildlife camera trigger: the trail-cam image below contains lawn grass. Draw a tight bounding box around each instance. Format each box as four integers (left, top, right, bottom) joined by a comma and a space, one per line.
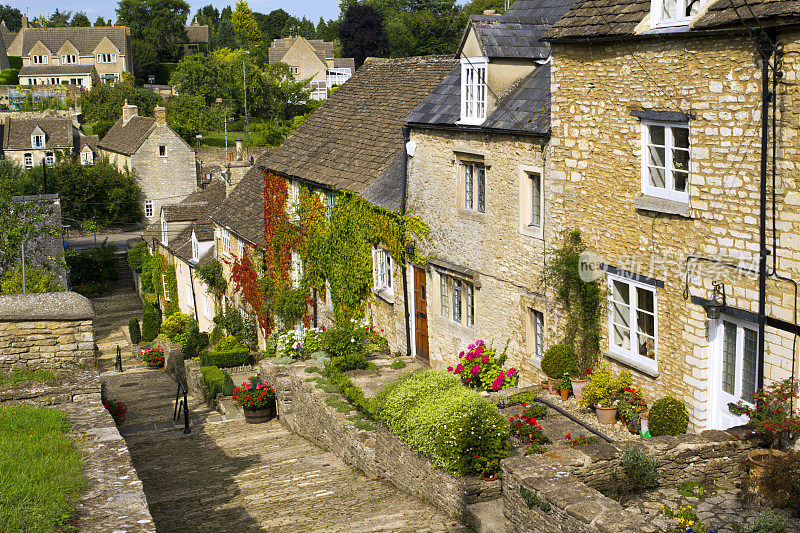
0, 368, 58, 387
0, 405, 86, 532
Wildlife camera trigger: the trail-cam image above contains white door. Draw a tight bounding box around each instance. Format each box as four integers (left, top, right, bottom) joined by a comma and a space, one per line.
708, 316, 759, 430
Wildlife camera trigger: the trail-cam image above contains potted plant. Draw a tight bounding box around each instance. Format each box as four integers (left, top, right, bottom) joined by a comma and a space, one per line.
579, 366, 632, 425
139, 347, 164, 369
570, 364, 594, 402
556, 374, 571, 401
449, 340, 519, 391
475, 454, 500, 482
541, 344, 576, 395
233, 376, 277, 424
617, 387, 648, 434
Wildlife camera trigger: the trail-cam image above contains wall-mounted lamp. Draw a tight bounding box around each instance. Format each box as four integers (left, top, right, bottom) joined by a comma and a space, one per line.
706, 281, 726, 320
404, 242, 416, 258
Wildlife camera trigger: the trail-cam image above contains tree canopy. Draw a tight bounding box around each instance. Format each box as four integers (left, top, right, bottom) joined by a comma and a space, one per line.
231, 0, 261, 52
339, 4, 390, 69
0, 5, 22, 31
116, 0, 190, 62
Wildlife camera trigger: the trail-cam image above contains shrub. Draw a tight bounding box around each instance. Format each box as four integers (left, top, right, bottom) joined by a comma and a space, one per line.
209, 324, 224, 346
200, 366, 234, 402
371, 370, 510, 476
322, 319, 369, 372
730, 378, 800, 449
390, 359, 406, 369
215, 335, 244, 352
66, 240, 119, 287
219, 306, 244, 338
649, 396, 689, 436
606, 446, 659, 501
103, 399, 127, 426
523, 404, 547, 419
449, 339, 518, 391
579, 365, 632, 408
505, 391, 539, 407
141, 301, 161, 342
126, 241, 149, 273
741, 509, 789, 533
274, 286, 308, 327
750, 451, 800, 510
180, 321, 203, 359
324, 364, 371, 417
128, 316, 141, 345
160, 312, 193, 341
540, 344, 576, 379
1, 265, 62, 294
199, 348, 251, 368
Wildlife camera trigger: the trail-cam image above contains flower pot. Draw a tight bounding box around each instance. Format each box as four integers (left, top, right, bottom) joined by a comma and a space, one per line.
145, 361, 163, 369
747, 448, 787, 477
560, 389, 570, 401
570, 379, 589, 401
243, 403, 276, 424
595, 405, 618, 425
547, 378, 558, 395
482, 473, 498, 482
639, 411, 649, 436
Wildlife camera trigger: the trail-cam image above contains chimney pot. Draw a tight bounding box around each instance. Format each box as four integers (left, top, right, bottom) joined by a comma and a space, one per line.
483, 9, 497, 14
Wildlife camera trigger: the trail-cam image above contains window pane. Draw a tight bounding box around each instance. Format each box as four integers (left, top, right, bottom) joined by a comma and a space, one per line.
477, 166, 485, 213
466, 283, 474, 328
722, 321, 737, 395
613, 323, 630, 350
648, 124, 665, 146
648, 145, 666, 168
742, 328, 757, 400
674, 171, 688, 192
613, 301, 630, 329
673, 148, 689, 172
385, 254, 392, 289
530, 174, 541, 226
637, 287, 654, 313
662, 0, 677, 18
613, 280, 630, 305
440, 275, 449, 317
464, 165, 473, 210
649, 166, 666, 188
534, 310, 544, 357
673, 127, 690, 149
453, 279, 462, 322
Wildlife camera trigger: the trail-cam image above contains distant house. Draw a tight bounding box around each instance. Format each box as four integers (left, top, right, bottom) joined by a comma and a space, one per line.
98, 102, 198, 222
78, 134, 99, 165
267, 36, 355, 100
184, 18, 210, 54
17, 25, 133, 88
2, 16, 41, 58
0, 116, 83, 168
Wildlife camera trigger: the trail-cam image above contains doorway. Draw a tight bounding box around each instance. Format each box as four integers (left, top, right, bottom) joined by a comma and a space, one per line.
413, 266, 429, 364
708, 315, 758, 430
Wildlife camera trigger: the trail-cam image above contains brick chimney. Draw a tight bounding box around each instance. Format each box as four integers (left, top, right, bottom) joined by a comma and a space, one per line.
122, 100, 138, 125
154, 105, 166, 125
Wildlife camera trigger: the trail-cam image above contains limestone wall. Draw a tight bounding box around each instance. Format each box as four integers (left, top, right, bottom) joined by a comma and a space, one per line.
0, 292, 95, 370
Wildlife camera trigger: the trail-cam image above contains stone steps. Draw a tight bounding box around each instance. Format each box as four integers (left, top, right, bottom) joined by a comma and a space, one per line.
466, 499, 509, 533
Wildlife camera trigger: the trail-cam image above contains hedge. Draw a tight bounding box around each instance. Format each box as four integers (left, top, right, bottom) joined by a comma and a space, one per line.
200, 366, 234, 401
371, 370, 510, 477
199, 348, 251, 368
324, 364, 371, 418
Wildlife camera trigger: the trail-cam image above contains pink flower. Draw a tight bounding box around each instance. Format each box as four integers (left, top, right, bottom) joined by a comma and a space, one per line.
497, 371, 505, 380
476, 339, 485, 346
468, 343, 475, 350
470, 365, 481, 376
455, 364, 464, 373
465, 376, 471, 383
475, 345, 484, 357
459, 351, 465, 358
508, 368, 517, 376
464, 351, 474, 361
447, 366, 453, 372
481, 355, 489, 364
492, 381, 501, 391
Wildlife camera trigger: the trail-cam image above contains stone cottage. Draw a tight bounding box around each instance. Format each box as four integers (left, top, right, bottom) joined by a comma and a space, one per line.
541, 0, 800, 430
0, 115, 82, 168
403, 0, 574, 376
268, 36, 355, 100
98, 102, 198, 222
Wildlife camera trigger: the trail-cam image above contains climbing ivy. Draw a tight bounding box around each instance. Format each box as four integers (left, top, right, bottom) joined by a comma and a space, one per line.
229, 250, 270, 333
163, 264, 179, 317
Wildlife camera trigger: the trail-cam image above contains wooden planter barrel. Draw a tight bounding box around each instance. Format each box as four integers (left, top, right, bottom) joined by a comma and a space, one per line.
243, 402, 276, 424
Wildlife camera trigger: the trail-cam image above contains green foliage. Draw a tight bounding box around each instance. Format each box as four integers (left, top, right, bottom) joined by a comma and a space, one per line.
219, 306, 244, 339
540, 344, 576, 379
324, 364, 371, 418
371, 370, 510, 476
0, 264, 62, 294
196, 258, 227, 303
390, 359, 406, 369
339, 4, 390, 69
505, 391, 539, 407
127, 241, 149, 273
579, 366, 632, 408
662, 504, 712, 533
200, 366, 234, 402
0, 68, 19, 85
139, 252, 155, 293
180, 320, 204, 359
747, 451, 800, 510
676, 479, 720, 499
542, 229, 602, 372
209, 324, 224, 346
523, 404, 547, 419
451, 339, 518, 391
520, 486, 551, 512
160, 312, 193, 340
199, 348, 251, 368
128, 316, 142, 345
231, 0, 261, 51
79, 78, 161, 124
162, 264, 179, 316
325, 395, 353, 413
649, 396, 689, 436
606, 446, 659, 501
165, 93, 223, 143
0, 405, 86, 532
215, 335, 244, 351
740, 509, 789, 533
322, 318, 369, 372
274, 285, 308, 327
0, 368, 57, 386
66, 240, 119, 290
0, 193, 59, 277
141, 300, 162, 342
116, 0, 189, 62
305, 366, 319, 373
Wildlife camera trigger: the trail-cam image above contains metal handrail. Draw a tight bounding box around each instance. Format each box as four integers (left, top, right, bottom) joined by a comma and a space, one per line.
173, 380, 191, 434
115, 345, 123, 372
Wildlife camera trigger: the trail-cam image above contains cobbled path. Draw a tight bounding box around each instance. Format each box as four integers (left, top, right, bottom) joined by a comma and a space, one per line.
92, 248, 465, 532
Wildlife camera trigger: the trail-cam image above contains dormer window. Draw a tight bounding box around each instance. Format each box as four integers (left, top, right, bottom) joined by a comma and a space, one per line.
459, 57, 488, 125
31, 134, 45, 148
32, 55, 48, 65
651, 0, 704, 26
61, 54, 76, 64
191, 232, 199, 262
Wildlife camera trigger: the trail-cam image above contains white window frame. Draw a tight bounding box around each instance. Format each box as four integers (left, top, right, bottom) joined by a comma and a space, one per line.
461, 160, 485, 213
290, 66, 299, 75
31, 134, 45, 148
191, 232, 199, 262
158, 145, 167, 157
288, 180, 300, 221
606, 272, 659, 373
23, 153, 33, 168
291, 249, 303, 289
161, 218, 168, 245
80, 151, 93, 165
641, 120, 690, 203
438, 271, 474, 328
32, 55, 48, 65
61, 54, 76, 64
44, 152, 54, 167
519, 165, 544, 238
96, 53, 116, 63
459, 57, 488, 125
533, 310, 544, 358
372, 246, 393, 298
144, 199, 153, 218
162, 273, 172, 301
650, 0, 704, 27
221, 228, 231, 256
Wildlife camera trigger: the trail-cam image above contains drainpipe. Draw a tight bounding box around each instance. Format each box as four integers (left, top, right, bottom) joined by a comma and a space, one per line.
401, 125, 412, 357
757, 33, 776, 393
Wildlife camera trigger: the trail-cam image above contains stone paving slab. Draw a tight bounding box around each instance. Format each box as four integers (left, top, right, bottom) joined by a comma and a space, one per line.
125, 418, 466, 532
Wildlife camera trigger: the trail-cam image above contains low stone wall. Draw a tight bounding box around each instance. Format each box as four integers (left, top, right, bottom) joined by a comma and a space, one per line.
0, 292, 95, 370
503, 431, 756, 532
0, 369, 101, 406
260, 360, 500, 518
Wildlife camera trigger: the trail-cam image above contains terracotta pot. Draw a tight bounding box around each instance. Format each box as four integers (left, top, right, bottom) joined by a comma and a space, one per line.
747, 448, 787, 477
243, 403, 276, 424
482, 473, 498, 482
570, 379, 589, 401
560, 389, 570, 401
547, 378, 558, 395
595, 405, 618, 425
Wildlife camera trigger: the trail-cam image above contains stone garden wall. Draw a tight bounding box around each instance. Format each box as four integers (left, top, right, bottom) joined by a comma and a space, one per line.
0, 292, 95, 370
503, 431, 756, 532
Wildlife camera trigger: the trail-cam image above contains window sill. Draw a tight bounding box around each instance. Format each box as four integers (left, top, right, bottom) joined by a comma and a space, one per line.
519, 224, 544, 240
373, 287, 394, 305
458, 209, 486, 220
634, 195, 691, 217
603, 349, 659, 378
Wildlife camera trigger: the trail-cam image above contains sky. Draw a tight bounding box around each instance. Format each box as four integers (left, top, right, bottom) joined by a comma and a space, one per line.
7, 0, 341, 26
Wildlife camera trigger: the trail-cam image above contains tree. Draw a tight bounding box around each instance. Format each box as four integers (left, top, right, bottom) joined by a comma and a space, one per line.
257, 9, 290, 44
462, 0, 508, 15
0, 68, 18, 85
131, 39, 158, 79
339, 4, 389, 69
165, 93, 222, 142
70, 11, 91, 27
194, 4, 219, 27
47, 9, 71, 27
1, 265, 62, 294
0, 194, 58, 278
94, 16, 108, 26
385, 9, 463, 57
116, 0, 190, 62
216, 18, 237, 49
0, 5, 22, 31
231, 0, 261, 51
79, 78, 161, 124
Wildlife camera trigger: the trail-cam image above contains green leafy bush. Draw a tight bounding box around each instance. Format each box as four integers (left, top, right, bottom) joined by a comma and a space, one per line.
579, 366, 632, 408
215, 335, 244, 352
649, 396, 689, 436
160, 312, 193, 341
199, 348, 251, 368
523, 404, 547, 419
128, 316, 141, 345
200, 366, 234, 402
322, 319, 369, 372
126, 241, 149, 273
209, 324, 224, 346
741, 509, 789, 533
371, 370, 510, 476
450, 339, 518, 391
180, 321, 204, 359
275, 286, 308, 327
66, 240, 119, 289
324, 364, 371, 417
390, 359, 406, 369
0, 265, 62, 294
540, 344, 576, 379
606, 446, 659, 501
141, 301, 161, 342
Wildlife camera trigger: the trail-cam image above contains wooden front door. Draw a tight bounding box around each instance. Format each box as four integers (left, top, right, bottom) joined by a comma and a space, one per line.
414, 266, 429, 364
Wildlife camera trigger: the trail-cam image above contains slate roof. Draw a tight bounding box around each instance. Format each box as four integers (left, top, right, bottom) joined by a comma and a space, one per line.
167, 221, 215, 264
543, 0, 800, 40
211, 152, 272, 246
97, 116, 155, 155
473, 20, 553, 59
261, 56, 457, 207
2, 116, 75, 150
185, 24, 210, 44
482, 63, 551, 134
19, 64, 95, 76
162, 181, 225, 222
21, 26, 130, 57
405, 65, 461, 126
79, 134, 99, 153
